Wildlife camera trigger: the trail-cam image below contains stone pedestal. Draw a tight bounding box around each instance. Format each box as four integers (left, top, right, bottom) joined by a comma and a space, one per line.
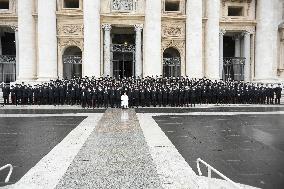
205, 0, 220, 80
18, 0, 36, 81
83, 0, 101, 77
255, 0, 278, 81
37, 0, 57, 81
135, 24, 143, 78
144, 0, 161, 77
186, 0, 203, 78
102, 24, 112, 77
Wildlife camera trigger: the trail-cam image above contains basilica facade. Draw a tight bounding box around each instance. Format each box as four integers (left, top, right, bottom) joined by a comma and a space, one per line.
0, 0, 283, 83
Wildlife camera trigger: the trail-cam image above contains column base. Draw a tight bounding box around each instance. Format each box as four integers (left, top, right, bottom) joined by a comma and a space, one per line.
252, 78, 280, 83
37, 76, 58, 82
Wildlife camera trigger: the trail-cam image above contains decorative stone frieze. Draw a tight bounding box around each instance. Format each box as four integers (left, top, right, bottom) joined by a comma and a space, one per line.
162, 23, 185, 38
111, 0, 134, 12
58, 24, 84, 36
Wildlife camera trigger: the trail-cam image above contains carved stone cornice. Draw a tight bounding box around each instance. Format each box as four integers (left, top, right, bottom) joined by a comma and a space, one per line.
220, 25, 255, 34
57, 24, 84, 36
222, 0, 252, 6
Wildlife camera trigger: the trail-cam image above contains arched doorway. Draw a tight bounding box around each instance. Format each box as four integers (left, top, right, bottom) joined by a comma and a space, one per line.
163, 47, 181, 77
62, 46, 82, 79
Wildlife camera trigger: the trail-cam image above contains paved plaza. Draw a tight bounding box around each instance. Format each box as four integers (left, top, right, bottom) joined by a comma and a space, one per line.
0, 105, 284, 189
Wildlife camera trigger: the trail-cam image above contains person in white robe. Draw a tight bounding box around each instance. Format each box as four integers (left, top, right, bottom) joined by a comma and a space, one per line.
121, 92, 129, 109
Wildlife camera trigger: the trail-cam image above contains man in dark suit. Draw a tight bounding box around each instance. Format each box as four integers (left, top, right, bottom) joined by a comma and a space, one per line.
2, 84, 10, 105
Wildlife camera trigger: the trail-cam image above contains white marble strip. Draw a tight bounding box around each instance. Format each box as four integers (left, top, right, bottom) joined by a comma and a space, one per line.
10, 114, 103, 189
137, 114, 200, 189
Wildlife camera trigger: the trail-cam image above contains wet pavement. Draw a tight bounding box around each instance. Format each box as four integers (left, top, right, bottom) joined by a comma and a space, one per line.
136, 106, 284, 113
154, 114, 284, 189
0, 116, 86, 186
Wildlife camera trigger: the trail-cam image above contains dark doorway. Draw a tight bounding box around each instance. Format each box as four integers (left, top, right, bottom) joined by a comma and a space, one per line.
223, 36, 235, 57
223, 35, 244, 81
0, 31, 16, 83
112, 32, 135, 79
113, 52, 133, 78
63, 46, 82, 79
163, 47, 181, 78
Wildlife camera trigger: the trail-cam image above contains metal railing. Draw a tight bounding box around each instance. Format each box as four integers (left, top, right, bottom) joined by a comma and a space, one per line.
0, 55, 16, 64
196, 158, 241, 189
0, 164, 13, 183
62, 55, 82, 64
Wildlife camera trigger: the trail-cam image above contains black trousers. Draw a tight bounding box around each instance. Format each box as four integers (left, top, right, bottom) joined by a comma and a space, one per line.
4, 97, 9, 104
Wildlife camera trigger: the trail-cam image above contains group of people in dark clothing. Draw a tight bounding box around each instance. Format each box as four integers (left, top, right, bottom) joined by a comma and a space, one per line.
1, 76, 283, 108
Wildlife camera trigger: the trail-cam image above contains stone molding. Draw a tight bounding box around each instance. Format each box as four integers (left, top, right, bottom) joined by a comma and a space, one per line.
58, 38, 84, 53
0, 0, 17, 15
57, 24, 84, 36
220, 25, 255, 34
162, 39, 185, 57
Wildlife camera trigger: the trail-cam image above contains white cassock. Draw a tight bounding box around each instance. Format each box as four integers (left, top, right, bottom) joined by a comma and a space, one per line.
121, 94, 129, 108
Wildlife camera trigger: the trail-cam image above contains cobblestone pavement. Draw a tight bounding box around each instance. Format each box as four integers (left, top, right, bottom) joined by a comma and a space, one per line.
55, 109, 162, 189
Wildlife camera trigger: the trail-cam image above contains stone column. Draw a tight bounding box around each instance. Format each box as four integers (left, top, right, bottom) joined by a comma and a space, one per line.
205, 0, 220, 80
10, 26, 20, 79
37, 0, 57, 80
83, 0, 101, 77
18, 0, 36, 81
135, 24, 143, 78
234, 35, 241, 57
186, 0, 203, 78
144, 0, 161, 77
255, 0, 278, 81
102, 24, 112, 77
15, 30, 19, 79
219, 29, 226, 79
0, 33, 2, 55
243, 31, 251, 81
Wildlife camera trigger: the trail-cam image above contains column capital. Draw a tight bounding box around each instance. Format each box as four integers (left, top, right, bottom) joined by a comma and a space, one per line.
219, 29, 226, 36
10, 25, 18, 32
102, 24, 112, 31
134, 24, 143, 32
241, 31, 251, 37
